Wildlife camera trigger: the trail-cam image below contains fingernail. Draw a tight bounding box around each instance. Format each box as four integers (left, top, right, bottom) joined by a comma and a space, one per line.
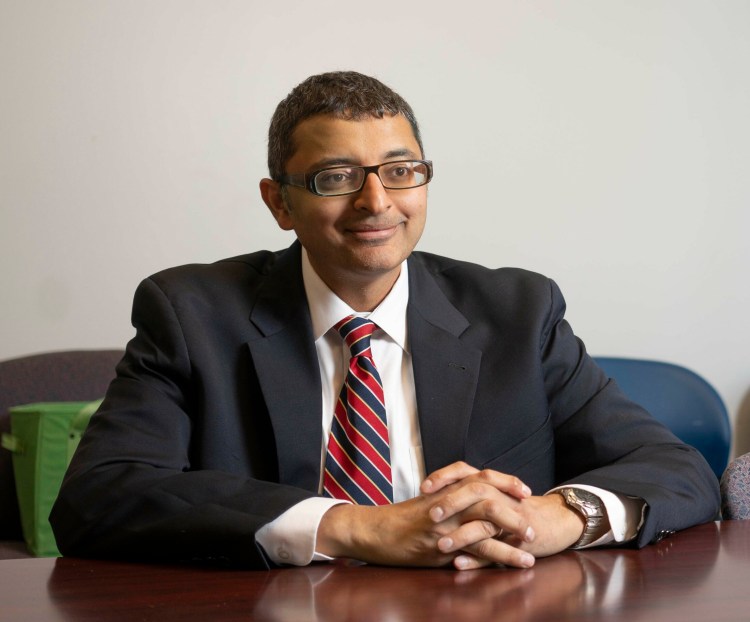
521, 553, 535, 568
430, 506, 444, 521
422, 479, 433, 492
455, 555, 470, 569
438, 537, 453, 552
522, 485, 532, 497
524, 526, 535, 542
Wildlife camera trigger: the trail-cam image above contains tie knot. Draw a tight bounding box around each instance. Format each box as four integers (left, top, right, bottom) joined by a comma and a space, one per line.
335, 315, 377, 357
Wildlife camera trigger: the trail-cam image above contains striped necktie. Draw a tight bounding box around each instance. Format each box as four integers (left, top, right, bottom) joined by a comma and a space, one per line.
323, 315, 393, 505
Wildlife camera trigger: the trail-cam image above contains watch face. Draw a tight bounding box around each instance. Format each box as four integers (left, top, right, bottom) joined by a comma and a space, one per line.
559, 489, 607, 548
562, 489, 603, 518
563, 488, 582, 505
571, 488, 595, 504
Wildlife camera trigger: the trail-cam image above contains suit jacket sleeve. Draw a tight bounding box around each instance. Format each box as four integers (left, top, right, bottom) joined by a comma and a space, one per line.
408, 254, 720, 549
538, 278, 720, 546
51, 270, 316, 569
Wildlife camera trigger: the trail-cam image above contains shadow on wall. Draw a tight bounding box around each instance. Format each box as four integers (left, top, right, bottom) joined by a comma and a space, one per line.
733, 388, 750, 458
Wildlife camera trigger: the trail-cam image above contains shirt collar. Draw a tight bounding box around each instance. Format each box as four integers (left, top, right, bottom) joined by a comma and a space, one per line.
301, 248, 409, 351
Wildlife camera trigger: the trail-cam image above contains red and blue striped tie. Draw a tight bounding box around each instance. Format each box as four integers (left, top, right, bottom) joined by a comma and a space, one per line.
323, 315, 393, 505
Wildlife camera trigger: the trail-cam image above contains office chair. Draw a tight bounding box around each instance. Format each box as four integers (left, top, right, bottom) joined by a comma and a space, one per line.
594, 357, 731, 479
0, 349, 123, 557
721, 452, 750, 519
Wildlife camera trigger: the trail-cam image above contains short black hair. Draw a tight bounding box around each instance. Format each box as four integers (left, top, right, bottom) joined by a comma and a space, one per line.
267, 71, 423, 181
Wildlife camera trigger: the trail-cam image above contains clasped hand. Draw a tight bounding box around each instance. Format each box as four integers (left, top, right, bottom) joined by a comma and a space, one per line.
316, 461, 585, 570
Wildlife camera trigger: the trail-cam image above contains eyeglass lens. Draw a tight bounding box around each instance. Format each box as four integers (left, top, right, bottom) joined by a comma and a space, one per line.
314, 160, 430, 196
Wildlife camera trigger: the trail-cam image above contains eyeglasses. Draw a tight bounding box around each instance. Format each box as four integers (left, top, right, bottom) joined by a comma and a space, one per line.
278, 159, 433, 197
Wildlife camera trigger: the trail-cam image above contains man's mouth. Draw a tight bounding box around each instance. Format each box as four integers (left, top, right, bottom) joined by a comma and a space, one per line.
346, 222, 402, 241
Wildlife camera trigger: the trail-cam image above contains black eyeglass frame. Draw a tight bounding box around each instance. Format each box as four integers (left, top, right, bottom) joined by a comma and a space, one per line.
278, 159, 434, 197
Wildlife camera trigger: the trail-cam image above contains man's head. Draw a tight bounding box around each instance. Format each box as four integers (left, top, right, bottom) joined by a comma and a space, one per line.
267, 71, 424, 182
260, 71, 430, 311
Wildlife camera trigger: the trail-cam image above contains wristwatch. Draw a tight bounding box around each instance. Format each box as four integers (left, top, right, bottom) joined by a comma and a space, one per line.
557, 487, 607, 549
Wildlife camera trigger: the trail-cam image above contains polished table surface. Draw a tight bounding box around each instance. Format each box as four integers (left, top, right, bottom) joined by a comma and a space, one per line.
1, 521, 748, 621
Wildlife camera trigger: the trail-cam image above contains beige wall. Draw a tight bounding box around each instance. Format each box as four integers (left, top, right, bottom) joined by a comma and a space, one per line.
2, 1, 749, 454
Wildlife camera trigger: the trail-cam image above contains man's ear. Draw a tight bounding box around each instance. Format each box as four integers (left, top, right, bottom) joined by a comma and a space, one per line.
260, 178, 294, 231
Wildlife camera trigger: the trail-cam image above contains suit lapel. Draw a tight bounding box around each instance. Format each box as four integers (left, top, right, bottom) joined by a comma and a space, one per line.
246, 246, 483, 489
246, 242, 323, 492
407, 256, 482, 474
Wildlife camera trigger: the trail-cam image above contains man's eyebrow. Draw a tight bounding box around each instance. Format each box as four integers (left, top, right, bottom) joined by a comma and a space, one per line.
383, 148, 419, 160
308, 157, 360, 170
308, 149, 420, 171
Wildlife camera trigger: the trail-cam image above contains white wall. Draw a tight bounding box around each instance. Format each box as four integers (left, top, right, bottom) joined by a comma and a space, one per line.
2, 1, 749, 454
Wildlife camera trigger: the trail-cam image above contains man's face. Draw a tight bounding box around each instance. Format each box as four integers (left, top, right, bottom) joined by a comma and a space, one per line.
265, 114, 427, 301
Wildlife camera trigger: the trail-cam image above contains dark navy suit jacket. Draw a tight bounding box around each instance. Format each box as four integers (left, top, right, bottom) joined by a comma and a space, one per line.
51, 241, 720, 567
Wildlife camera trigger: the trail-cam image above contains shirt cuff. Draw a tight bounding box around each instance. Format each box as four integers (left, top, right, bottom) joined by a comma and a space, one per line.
255, 497, 348, 566
546, 484, 645, 548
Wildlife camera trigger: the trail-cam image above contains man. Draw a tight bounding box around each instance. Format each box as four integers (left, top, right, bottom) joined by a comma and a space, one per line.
51, 71, 720, 570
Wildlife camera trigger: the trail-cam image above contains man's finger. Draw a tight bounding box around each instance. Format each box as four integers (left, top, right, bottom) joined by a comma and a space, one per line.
454, 537, 536, 570
428, 483, 535, 544
422, 463, 531, 500
437, 509, 534, 554
421, 461, 479, 494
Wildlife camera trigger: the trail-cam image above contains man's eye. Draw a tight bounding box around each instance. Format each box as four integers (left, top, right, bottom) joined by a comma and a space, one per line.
382, 163, 414, 182
318, 170, 352, 186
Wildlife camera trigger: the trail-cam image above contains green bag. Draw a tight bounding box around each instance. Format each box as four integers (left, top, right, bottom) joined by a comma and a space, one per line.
1, 400, 102, 556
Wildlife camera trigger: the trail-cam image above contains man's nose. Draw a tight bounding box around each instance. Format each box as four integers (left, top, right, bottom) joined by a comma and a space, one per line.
353, 172, 391, 213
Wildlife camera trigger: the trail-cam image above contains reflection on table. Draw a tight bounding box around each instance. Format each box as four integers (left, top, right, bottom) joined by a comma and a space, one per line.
0, 521, 747, 621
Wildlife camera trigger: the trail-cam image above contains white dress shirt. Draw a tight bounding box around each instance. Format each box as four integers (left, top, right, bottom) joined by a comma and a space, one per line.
255, 251, 642, 565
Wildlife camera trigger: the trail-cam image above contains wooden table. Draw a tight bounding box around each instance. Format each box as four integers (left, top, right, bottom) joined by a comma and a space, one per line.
1, 521, 748, 621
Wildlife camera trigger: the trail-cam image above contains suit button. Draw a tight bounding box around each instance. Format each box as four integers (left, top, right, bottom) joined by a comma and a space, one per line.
277, 548, 290, 560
